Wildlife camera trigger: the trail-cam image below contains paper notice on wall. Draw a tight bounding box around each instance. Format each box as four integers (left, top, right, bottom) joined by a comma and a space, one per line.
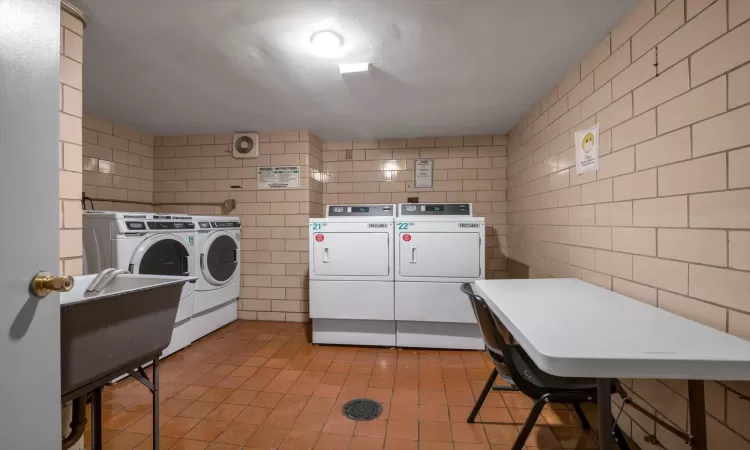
257, 166, 300, 189
575, 124, 600, 175
414, 159, 434, 188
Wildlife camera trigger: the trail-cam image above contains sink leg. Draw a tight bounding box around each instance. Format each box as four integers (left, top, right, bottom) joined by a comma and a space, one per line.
152, 356, 159, 450
91, 387, 103, 450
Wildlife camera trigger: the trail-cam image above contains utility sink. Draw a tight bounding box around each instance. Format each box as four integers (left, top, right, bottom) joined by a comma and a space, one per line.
59, 273, 196, 400
60, 274, 193, 306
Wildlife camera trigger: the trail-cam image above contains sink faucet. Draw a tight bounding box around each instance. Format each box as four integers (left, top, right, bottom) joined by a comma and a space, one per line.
86, 268, 130, 293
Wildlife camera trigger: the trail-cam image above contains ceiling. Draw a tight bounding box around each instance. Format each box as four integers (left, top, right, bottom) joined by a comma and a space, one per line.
80, 0, 637, 140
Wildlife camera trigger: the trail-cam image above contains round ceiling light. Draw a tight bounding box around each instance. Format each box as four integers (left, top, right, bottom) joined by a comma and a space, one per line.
310, 29, 344, 57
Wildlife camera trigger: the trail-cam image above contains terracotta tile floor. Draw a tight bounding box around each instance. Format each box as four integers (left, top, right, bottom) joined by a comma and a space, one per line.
84, 321, 604, 450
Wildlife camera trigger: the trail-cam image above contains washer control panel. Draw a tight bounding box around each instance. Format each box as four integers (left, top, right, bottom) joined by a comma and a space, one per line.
211, 221, 241, 228
398, 203, 472, 216
146, 221, 195, 230
326, 204, 396, 217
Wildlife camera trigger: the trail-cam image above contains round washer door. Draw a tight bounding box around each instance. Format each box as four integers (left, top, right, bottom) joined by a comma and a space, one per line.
200, 231, 238, 286
130, 234, 193, 276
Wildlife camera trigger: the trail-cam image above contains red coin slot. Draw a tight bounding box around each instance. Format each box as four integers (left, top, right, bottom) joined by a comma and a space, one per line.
403, 234, 412, 242
315, 234, 324, 242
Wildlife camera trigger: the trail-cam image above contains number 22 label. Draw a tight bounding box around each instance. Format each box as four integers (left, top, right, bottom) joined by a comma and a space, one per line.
397, 223, 408, 230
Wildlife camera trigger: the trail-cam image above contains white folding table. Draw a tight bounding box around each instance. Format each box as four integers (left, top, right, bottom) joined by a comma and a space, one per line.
473, 278, 750, 450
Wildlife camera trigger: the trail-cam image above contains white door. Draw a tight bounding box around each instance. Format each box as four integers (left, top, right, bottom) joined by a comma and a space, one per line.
312, 232, 390, 276
398, 232, 480, 277
1, 1, 63, 447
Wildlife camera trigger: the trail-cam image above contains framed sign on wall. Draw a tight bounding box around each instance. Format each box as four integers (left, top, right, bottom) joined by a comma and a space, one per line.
414, 159, 434, 188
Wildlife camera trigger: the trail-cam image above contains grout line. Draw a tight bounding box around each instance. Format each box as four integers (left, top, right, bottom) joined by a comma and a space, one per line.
517, 8, 747, 141
726, 0, 730, 30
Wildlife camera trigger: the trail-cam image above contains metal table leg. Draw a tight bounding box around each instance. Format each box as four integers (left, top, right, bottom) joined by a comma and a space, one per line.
90, 387, 103, 450
688, 380, 707, 450
153, 357, 160, 450
597, 378, 613, 450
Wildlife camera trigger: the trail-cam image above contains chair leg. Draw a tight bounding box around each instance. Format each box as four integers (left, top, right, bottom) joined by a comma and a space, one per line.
613, 422, 630, 450
511, 396, 546, 450
573, 403, 592, 430
467, 368, 498, 423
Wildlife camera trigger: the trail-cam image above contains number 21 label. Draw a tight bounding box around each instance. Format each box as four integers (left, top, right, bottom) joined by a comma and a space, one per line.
312, 223, 322, 231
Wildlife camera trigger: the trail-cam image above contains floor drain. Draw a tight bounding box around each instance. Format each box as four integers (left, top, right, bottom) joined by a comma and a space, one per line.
342, 398, 383, 421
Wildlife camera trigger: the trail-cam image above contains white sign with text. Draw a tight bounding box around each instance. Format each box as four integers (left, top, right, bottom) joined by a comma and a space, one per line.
257, 166, 301, 189
414, 159, 434, 188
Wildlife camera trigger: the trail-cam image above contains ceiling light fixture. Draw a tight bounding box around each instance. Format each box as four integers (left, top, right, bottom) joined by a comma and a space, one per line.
339, 62, 371, 75
310, 29, 343, 57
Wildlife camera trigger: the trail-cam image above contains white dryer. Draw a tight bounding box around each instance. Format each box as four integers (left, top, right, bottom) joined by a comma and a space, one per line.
309, 205, 396, 346
192, 216, 241, 341
82, 211, 197, 358
394, 203, 484, 350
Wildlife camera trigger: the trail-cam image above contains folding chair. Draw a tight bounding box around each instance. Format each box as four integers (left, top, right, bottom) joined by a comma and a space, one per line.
460, 283, 629, 450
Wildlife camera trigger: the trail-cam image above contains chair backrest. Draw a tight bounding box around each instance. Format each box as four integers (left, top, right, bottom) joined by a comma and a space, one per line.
460, 282, 515, 383
461, 283, 584, 398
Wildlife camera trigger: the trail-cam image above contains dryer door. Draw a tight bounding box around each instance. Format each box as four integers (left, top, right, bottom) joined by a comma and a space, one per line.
312, 232, 390, 276
200, 231, 239, 286
398, 232, 480, 278
130, 234, 193, 276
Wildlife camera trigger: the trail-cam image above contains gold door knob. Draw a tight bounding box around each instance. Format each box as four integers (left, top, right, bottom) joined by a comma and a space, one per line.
31, 271, 74, 297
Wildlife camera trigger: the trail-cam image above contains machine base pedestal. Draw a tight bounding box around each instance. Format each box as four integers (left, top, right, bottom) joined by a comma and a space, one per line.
396, 320, 484, 350
161, 317, 194, 358
312, 318, 396, 346
192, 300, 237, 342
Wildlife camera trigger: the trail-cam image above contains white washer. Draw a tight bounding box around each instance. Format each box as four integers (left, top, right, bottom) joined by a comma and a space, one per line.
394, 203, 484, 350
309, 204, 396, 346
82, 211, 197, 358
192, 216, 241, 341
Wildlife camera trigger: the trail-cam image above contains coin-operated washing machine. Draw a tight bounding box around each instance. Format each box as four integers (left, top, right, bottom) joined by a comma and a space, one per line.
192, 216, 241, 341
83, 211, 197, 358
309, 205, 396, 346
394, 203, 485, 350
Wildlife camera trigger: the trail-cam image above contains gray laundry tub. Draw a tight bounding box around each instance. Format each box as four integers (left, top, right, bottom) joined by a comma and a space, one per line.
59, 274, 196, 399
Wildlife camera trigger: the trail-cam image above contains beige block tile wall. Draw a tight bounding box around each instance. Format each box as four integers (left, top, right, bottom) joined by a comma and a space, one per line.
82, 116, 155, 212
153, 131, 323, 323
59, 11, 84, 276
321, 135, 509, 279
506, 1, 750, 447
308, 135, 325, 220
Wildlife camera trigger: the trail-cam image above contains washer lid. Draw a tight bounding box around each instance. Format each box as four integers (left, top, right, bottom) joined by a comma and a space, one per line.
130, 234, 193, 276
201, 231, 238, 285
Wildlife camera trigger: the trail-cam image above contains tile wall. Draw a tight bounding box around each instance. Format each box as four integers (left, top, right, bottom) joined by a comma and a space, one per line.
505, 0, 750, 448
321, 136, 509, 279
151, 133, 508, 321
82, 116, 155, 212
152, 131, 324, 323
59, 10, 84, 275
